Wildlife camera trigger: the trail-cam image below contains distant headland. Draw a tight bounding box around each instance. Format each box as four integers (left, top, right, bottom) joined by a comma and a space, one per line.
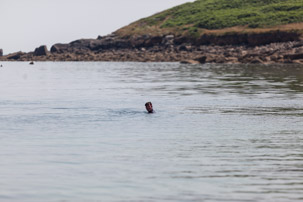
1, 0, 303, 64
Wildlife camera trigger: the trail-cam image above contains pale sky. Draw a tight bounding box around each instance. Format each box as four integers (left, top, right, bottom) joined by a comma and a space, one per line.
0, 0, 195, 54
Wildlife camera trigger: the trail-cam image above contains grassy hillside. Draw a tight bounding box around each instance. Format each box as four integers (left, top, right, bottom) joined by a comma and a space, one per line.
116, 0, 303, 37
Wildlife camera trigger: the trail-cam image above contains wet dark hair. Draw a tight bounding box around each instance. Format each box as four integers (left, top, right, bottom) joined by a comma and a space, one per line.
145, 102, 152, 107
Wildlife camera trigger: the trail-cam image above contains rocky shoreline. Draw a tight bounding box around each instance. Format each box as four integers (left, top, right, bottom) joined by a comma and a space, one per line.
1, 33, 303, 64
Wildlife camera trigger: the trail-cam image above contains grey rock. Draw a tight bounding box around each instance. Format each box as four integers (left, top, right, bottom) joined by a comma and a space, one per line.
51, 44, 70, 53
165, 35, 174, 40
70, 39, 96, 49
7, 51, 25, 60
196, 56, 207, 63
34, 45, 48, 56
284, 53, 303, 60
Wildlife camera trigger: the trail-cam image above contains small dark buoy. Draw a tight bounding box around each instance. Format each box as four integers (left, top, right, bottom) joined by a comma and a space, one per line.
29, 61, 34, 65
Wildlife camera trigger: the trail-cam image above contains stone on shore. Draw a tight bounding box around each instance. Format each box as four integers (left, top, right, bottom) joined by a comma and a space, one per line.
284, 53, 303, 60
180, 60, 200, 64
51, 44, 70, 53
196, 56, 207, 63
34, 45, 49, 56
6, 51, 25, 60
1, 32, 302, 64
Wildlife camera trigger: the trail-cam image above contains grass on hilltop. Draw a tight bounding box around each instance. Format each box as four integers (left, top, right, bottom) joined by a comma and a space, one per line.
116, 0, 303, 37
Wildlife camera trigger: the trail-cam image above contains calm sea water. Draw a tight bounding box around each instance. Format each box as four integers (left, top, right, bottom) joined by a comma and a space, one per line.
0, 62, 303, 202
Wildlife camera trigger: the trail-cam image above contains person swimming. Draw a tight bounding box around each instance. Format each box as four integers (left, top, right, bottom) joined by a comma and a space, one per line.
145, 102, 154, 113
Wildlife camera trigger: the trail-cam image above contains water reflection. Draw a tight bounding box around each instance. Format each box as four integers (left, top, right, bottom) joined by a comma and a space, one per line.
115, 63, 303, 96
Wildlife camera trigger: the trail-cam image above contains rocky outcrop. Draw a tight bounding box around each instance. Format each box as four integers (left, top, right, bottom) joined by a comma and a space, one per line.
44, 30, 302, 54
6, 51, 25, 60
196, 30, 301, 46
34, 45, 49, 56
1, 32, 303, 64
50, 36, 130, 53
50, 43, 70, 53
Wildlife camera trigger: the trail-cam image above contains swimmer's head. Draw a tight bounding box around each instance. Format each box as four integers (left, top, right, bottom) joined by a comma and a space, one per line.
145, 102, 153, 113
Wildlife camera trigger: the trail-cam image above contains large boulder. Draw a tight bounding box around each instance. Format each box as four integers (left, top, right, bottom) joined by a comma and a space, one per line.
90, 37, 130, 50
0, 49, 2, 56
196, 56, 207, 63
70, 39, 95, 49
34, 45, 48, 56
6, 51, 25, 60
50, 43, 70, 53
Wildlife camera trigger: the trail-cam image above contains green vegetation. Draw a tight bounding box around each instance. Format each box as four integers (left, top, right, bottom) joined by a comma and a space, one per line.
136, 0, 303, 29
115, 0, 303, 39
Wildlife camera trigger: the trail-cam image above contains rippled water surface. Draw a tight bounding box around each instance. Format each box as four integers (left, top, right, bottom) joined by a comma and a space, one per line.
0, 62, 303, 202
